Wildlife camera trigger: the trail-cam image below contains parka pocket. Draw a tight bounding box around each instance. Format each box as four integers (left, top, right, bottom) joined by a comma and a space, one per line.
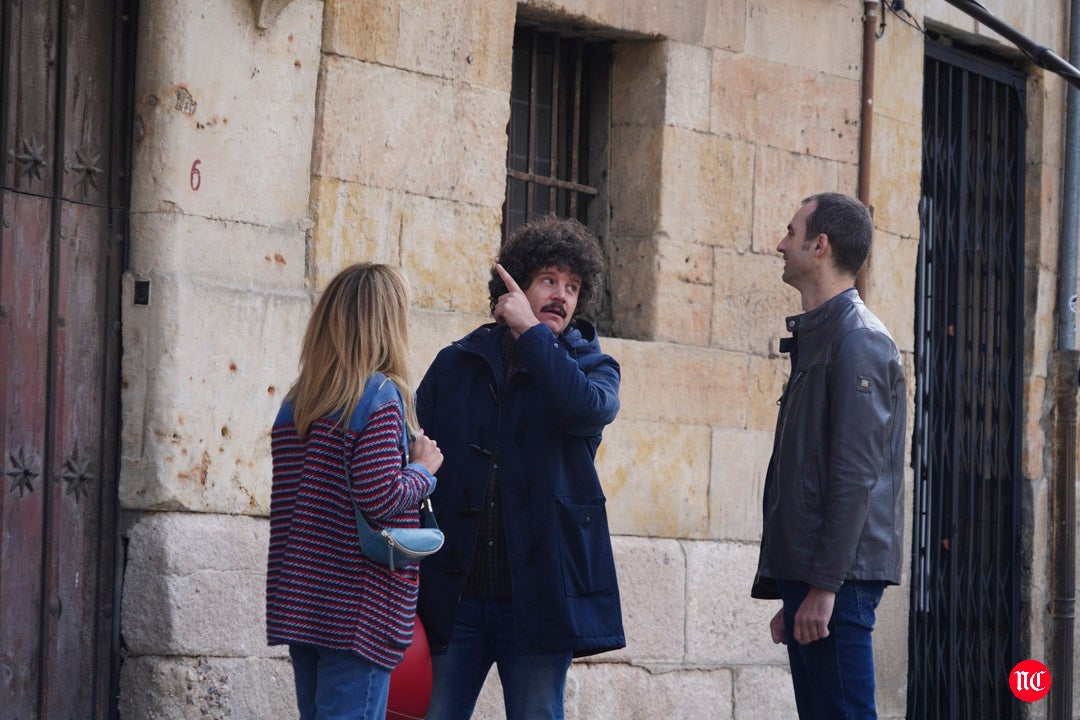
555, 497, 615, 597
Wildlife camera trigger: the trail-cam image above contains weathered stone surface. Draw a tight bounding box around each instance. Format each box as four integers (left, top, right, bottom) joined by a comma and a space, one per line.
409, 309, 492, 381
743, 0, 862, 81
606, 233, 661, 340
649, 233, 716, 345
711, 248, 799, 354
612, 42, 667, 128
323, 0, 515, 91
867, 114, 921, 241
732, 665, 798, 719
874, 17, 924, 126
120, 274, 308, 513
308, 177, 501, 313
130, 0, 322, 227
623, 0, 727, 47
119, 655, 294, 720
600, 420, 712, 538
128, 212, 307, 288
607, 537, 686, 663
704, 0, 748, 52
711, 51, 860, 163
661, 128, 755, 250
610, 124, 664, 237
313, 55, 508, 206
567, 662, 734, 719
607, 337, 749, 427
746, 354, 787, 432
750, 146, 842, 256
122, 513, 277, 657
685, 540, 786, 664
519, 0, 622, 29
710, 428, 772, 542
665, 42, 713, 132
865, 230, 917, 354
1024, 375, 1048, 483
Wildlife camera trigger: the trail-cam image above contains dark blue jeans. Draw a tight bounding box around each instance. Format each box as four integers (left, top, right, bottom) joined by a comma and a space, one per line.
288, 644, 391, 720
777, 580, 887, 720
425, 597, 573, 720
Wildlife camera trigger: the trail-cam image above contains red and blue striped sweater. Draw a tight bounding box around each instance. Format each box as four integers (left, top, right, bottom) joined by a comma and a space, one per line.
266, 393, 436, 670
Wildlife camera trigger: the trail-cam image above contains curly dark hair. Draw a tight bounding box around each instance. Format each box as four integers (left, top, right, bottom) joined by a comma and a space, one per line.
489, 215, 605, 318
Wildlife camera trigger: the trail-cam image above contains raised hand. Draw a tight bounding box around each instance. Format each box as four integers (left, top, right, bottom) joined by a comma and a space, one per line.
492, 263, 540, 338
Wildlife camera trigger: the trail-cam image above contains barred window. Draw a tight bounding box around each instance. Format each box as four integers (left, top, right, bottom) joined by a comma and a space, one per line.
502, 26, 610, 242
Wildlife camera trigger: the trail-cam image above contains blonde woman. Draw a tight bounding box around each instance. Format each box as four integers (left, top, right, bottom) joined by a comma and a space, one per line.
266, 263, 442, 720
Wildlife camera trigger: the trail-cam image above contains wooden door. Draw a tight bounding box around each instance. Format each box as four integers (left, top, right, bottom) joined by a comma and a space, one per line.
0, 0, 134, 717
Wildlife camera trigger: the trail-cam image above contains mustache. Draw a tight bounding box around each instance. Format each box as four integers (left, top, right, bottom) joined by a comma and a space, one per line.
540, 303, 566, 317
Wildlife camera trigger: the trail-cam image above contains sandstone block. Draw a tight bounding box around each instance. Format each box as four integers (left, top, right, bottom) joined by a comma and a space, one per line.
868, 114, 921, 240
648, 233, 716, 345
751, 146, 841, 255
746, 354, 787, 432
685, 539, 786, 664
128, 212, 306, 289
1023, 376, 1048, 482
665, 42, 712, 132
710, 428, 772, 542
874, 579, 912, 718
607, 537, 686, 663
410, 309, 493, 381
120, 274, 309, 513
874, 20, 925, 126
607, 338, 748, 427
308, 177, 501, 314
743, 0, 861, 81
865, 230, 917, 354
612, 42, 667, 128
130, 0, 322, 227
661, 128, 755, 250
622, 0, 721, 47
323, 0, 515, 91
313, 55, 508, 206
711, 51, 859, 162
605, 233, 660, 340
518, 0, 622, 28
711, 249, 800, 354
119, 655, 294, 720
610, 124, 664, 237
600, 420, 712, 538
704, 0, 748, 52
567, 661, 734, 720
121, 513, 276, 657
733, 665, 798, 719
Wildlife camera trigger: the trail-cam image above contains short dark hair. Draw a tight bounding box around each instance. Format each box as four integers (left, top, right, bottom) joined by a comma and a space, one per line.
489, 215, 605, 317
802, 192, 873, 277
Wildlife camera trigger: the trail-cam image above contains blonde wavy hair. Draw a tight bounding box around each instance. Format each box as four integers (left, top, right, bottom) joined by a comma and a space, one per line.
287, 263, 417, 438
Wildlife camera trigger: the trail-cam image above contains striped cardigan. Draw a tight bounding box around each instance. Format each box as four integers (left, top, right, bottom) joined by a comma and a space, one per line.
266, 390, 436, 670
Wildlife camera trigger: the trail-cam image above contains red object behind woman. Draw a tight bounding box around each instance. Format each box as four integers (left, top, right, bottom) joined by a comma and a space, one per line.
387, 615, 433, 720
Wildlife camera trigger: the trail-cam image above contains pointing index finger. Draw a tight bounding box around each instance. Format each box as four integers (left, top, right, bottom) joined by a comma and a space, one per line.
494, 263, 523, 294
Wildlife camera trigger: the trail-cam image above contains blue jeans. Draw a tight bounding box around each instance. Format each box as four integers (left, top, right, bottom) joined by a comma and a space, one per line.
425, 597, 573, 720
777, 580, 887, 720
289, 645, 391, 720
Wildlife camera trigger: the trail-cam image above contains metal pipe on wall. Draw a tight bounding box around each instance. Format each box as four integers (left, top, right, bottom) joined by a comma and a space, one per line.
1050, 2, 1080, 716
856, 0, 879, 301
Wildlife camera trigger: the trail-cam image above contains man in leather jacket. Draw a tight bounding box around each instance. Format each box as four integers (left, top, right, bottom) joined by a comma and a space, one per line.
751, 192, 906, 720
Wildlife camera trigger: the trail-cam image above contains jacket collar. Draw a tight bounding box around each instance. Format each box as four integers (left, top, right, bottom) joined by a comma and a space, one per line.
455, 319, 598, 363
784, 287, 859, 335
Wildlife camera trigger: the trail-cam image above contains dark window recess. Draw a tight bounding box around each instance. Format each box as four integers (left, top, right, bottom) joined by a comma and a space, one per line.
502, 27, 603, 240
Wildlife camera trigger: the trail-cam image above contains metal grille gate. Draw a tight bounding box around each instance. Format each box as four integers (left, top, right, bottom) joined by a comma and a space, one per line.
0, 1, 135, 717
908, 41, 1026, 720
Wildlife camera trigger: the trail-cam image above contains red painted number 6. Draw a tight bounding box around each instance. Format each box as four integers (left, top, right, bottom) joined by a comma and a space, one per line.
190, 159, 202, 191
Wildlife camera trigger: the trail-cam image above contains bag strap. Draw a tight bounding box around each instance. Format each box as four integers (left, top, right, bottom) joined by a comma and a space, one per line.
342, 374, 436, 539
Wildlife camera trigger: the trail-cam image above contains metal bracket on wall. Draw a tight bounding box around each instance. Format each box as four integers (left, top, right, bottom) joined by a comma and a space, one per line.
251, 0, 298, 29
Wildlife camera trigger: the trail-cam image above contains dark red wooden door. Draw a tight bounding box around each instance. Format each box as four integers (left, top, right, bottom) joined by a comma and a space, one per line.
0, 0, 134, 717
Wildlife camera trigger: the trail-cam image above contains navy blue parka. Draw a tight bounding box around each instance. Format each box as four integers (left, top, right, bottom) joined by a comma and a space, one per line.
416, 319, 625, 657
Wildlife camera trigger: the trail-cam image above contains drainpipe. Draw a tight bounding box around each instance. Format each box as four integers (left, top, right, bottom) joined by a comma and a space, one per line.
855, 0, 879, 301
1051, 2, 1080, 717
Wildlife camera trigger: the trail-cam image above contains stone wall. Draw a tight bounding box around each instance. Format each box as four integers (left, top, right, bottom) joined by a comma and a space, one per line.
117, 1, 1073, 718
